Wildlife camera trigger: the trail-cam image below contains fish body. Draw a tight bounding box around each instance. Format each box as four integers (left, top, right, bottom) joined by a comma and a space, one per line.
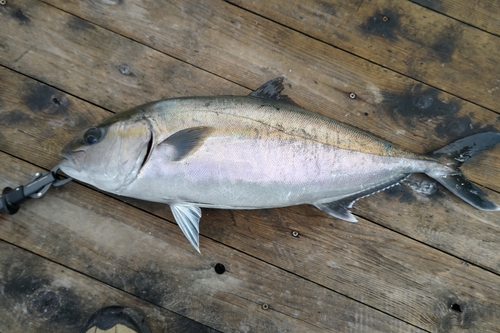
59, 78, 500, 251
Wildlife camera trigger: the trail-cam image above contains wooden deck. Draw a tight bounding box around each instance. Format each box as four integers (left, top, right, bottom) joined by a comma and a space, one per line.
1, 0, 499, 332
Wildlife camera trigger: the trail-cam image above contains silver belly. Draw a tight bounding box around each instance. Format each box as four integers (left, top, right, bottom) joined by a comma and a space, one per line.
121, 136, 428, 208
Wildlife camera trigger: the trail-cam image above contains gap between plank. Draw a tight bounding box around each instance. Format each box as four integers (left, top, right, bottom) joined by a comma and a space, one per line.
222, 0, 500, 116
0, 237, 222, 333
35, 0, 500, 117
408, 0, 500, 38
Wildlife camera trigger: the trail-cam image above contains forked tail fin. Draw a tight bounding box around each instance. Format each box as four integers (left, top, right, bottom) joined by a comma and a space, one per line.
429, 132, 500, 211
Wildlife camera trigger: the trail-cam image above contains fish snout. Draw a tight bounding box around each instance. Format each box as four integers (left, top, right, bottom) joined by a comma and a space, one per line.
59, 148, 86, 173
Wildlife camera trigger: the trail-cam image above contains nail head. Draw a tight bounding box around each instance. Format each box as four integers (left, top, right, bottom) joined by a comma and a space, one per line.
119, 63, 131, 75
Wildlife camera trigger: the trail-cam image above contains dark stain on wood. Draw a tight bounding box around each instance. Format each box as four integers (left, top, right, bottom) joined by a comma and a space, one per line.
434, 296, 477, 331
0, 131, 5, 149
380, 86, 497, 139
384, 85, 458, 122
169, 315, 223, 333
383, 184, 416, 204
316, 0, 337, 16
404, 174, 439, 196
67, 15, 95, 32
430, 24, 461, 63
360, 9, 400, 41
93, 262, 176, 306
3, 259, 85, 327
11, 8, 30, 24
0, 110, 36, 126
23, 83, 70, 115
409, 0, 444, 11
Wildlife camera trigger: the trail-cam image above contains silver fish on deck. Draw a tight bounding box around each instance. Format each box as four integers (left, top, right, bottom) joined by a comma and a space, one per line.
59, 78, 500, 252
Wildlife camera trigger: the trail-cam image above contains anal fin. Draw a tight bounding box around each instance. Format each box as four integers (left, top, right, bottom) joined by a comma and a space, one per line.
315, 201, 358, 222
314, 174, 409, 223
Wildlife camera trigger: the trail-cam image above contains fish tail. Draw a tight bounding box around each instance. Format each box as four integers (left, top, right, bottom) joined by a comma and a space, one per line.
427, 132, 500, 211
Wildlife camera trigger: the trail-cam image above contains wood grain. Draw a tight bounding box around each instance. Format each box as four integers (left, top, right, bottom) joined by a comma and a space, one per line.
1, 0, 500, 332
410, 0, 500, 36
0, 241, 220, 333
0, 0, 246, 112
225, 0, 500, 111
1, 66, 500, 332
1, 0, 498, 157
0, 153, 425, 333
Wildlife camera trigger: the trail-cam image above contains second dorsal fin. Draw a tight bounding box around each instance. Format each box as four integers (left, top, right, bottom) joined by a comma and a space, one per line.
249, 77, 299, 106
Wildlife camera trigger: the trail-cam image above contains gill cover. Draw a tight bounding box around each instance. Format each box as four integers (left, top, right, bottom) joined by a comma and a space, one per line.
60, 118, 152, 193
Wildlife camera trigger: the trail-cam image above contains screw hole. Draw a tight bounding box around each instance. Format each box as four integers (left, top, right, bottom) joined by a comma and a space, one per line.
52, 97, 60, 105
349, 92, 356, 99
262, 303, 269, 310
214, 263, 225, 274
119, 63, 131, 75
451, 303, 462, 313
382, 15, 390, 22
291, 230, 299, 237
0, 0, 6, 5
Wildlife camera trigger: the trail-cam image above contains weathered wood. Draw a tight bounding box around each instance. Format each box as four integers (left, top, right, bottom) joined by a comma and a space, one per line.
0, 0, 247, 113
1, 41, 499, 274
224, 0, 500, 111
44, 0, 500, 114
1, 1, 500, 332
1, 67, 500, 332
0, 241, 220, 333
410, 0, 500, 36
2, 0, 499, 160
0, 153, 426, 333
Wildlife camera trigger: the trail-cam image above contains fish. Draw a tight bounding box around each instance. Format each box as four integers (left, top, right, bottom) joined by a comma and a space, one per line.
59, 78, 500, 252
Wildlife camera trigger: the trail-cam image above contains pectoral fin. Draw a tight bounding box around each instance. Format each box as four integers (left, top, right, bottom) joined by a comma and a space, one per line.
159, 127, 214, 161
170, 204, 202, 253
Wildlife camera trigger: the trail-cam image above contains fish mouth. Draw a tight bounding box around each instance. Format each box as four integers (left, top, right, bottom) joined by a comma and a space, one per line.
59, 150, 85, 172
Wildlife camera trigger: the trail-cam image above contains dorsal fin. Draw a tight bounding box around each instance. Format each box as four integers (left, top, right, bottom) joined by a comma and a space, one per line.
249, 77, 299, 106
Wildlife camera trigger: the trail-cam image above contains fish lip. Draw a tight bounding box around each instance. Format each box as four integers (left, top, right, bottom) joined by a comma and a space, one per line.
60, 150, 75, 164
59, 149, 85, 172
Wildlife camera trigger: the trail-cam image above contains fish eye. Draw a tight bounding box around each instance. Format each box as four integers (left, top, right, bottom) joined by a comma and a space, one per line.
83, 127, 102, 146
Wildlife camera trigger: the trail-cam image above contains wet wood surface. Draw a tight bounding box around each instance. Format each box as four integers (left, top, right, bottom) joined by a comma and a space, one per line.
0, 0, 499, 332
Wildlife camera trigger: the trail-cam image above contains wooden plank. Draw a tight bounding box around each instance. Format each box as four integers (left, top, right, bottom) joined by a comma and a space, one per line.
0, 153, 425, 333
224, 0, 500, 111
0, 0, 498, 274
1, 0, 499, 161
0, 0, 247, 113
44, 0, 500, 113
409, 0, 500, 36
0, 241, 220, 333
1, 1, 500, 332
2, 68, 500, 332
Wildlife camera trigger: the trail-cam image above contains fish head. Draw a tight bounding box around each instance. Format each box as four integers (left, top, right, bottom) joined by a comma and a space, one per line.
59, 111, 152, 193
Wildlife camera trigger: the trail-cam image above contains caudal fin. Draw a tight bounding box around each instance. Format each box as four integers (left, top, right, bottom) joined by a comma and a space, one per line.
430, 132, 500, 211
